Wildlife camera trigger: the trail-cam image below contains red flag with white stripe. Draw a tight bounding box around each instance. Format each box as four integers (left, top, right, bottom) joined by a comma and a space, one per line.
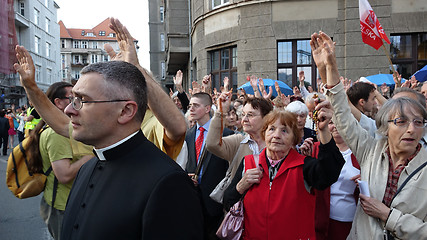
359, 0, 390, 50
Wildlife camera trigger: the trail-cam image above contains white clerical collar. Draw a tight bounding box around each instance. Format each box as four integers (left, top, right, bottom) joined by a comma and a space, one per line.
94, 131, 139, 161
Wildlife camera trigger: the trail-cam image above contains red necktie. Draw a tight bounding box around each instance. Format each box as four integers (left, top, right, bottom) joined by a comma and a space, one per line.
195, 127, 205, 162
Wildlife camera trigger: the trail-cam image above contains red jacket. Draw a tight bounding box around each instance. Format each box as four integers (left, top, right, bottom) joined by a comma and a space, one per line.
243, 148, 316, 240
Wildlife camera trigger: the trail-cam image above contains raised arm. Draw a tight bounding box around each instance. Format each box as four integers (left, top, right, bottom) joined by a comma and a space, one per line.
206, 92, 242, 162
14, 46, 70, 137
107, 18, 186, 142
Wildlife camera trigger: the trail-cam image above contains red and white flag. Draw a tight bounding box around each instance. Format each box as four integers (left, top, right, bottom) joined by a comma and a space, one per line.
359, 0, 390, 50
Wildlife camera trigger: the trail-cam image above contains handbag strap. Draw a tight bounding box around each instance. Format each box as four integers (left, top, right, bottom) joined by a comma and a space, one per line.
391, 160, 427, 203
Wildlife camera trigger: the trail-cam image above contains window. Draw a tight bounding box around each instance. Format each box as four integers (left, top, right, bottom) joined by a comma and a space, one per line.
86, 32, 94, 37
160, 6, 164, 22
61, 54, 65, 64
45, 18, 50, 32
104, 55, 109, 62
277, 39, 318, 89
82, 41, 88, 49
74, 71, 80, 80
34, 8, 39, 25
160, 33, 165, 51
62, 69, 66, 79
35, 65, 41, 82
210, 46, 237, 93
44, 0, 49, 7
161, 62, 166, 79
61, 39, 65, 48
19, 2, 24, 16
92, 42, 98, 49
47, 68, 52, 84
108, 33, 116, 38
391, 33, 427, 79
212, 0, 229, 8
74, 55, 80, 64
99, 31, 106, 36
82, 56, 88, 64
46, 42, 51, 57
73, 40, 80, 48
91, 54, 98, 63
34, 36, 40, 53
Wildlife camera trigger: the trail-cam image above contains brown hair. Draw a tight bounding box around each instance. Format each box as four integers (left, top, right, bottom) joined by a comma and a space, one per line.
261, 109, 302, 146
243, 97, 273, 117
27, 82, 72, 174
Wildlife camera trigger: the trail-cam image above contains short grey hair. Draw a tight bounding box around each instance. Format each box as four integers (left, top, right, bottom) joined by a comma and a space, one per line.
80, 61, 147, 122
376, 97, 427, 137
286, 100, 309, 116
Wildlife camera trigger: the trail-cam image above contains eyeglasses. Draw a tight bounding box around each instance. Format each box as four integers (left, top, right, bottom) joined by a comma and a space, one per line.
387, 117, 427, 128
68, 96, 129, 110
241, 112, 260, 119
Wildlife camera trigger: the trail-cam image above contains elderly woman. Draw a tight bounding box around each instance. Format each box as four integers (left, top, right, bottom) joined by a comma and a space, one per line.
206, 93, 273, 203
223, 108, 345, 239
312, 31, 427, 239
285, 100, 317, 150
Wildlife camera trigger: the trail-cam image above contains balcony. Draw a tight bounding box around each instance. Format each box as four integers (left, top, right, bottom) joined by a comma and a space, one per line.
71, 62, 89, 68
15, 12, 29, 28
166, 35, 189, 75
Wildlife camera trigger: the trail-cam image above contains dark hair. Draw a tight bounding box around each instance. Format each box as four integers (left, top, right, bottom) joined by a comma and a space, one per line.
27, 81, 73, 174
243, 97, 273, 117
346, 82, 376, 107
0, 110, 5, 117
261, 109, 302, 146
191, 92, 213, 106
80, 61, 147, 121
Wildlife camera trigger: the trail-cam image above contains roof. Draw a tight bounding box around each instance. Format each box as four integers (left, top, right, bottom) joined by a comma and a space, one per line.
59, 18, 137, 42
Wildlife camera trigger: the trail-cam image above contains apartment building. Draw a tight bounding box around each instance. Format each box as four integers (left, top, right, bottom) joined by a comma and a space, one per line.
0, 0, 60, 107
149, 0, 427, 92
59, 18, 138, 83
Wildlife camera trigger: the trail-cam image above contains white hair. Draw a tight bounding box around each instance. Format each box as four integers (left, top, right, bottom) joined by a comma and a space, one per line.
285, 100, 309, 116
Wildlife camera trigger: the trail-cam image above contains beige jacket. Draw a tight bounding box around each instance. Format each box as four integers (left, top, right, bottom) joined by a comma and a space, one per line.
326, 83, 427, 240
206, 112, 253, 180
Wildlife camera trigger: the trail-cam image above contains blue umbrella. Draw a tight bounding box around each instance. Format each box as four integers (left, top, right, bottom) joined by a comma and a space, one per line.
365, 74, 396, 86
411, 65, 427, 82
238, 79, 293, 97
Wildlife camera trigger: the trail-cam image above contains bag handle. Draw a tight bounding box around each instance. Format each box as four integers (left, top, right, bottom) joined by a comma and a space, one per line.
391, 160, 427, 203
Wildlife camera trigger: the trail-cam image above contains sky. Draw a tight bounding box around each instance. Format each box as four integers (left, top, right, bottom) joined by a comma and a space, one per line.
54, 0, 150, 68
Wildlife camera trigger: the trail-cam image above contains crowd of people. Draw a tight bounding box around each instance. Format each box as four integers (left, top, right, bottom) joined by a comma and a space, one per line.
11, 17, 427, 240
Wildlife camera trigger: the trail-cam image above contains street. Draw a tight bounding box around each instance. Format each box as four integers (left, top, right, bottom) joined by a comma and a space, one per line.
0, 136, 53, 240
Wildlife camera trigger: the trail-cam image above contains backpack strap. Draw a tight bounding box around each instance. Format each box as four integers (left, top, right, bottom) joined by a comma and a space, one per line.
51, 176, 58, 210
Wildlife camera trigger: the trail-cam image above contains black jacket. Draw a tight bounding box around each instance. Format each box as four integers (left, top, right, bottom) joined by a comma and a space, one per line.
61, 131, 203, 240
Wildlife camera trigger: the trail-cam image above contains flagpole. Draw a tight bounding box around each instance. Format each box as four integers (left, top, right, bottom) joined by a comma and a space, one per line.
381, 41, 400, 87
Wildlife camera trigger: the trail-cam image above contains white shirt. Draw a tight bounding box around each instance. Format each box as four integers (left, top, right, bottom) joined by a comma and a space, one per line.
329, 148, 360, 222
94, 131, 139, 161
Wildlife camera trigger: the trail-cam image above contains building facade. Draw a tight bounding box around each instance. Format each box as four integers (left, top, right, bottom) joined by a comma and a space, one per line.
1, 0, 60, 107
59, 18, 138, 83
149, 0, 427, 93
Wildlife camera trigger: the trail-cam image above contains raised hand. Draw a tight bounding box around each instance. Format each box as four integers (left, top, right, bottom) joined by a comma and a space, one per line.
202, 75, 211, 93
392, 71, 402, 87
248, 75, 261, 98
310, 31, 336, 84
192, 81, 201, 94
299, 71, 305, 84
173, 70, 184, 92
299, 137, 314, 157
14, 46, 36, 88
410, 76, 418, 89
262, 86, 273, 100
274, 81, 282, 96
105, 18, 139, 67
223, 76, 230, 92
217, 92, 232, 114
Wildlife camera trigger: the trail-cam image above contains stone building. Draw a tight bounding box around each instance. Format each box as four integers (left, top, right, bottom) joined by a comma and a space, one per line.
149, 0, 426, 93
